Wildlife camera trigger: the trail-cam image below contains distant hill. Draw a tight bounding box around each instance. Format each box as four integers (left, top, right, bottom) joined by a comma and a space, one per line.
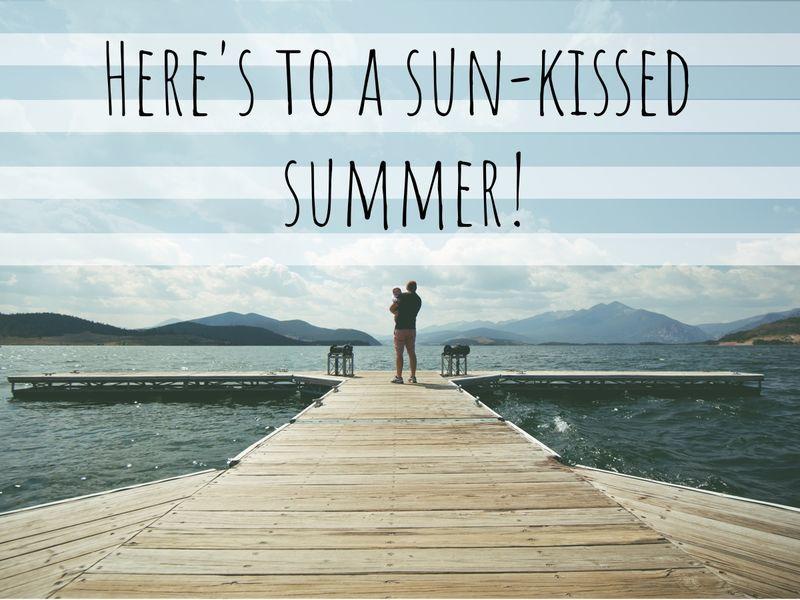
148, 317, 182, 328
516, 302, 709, 344
699, 307, 800, 339
190, 311, 380, 346
0, 313, 126, 338
0, 312, 314, 346
149, 322, 303, 345
418, 327, 532, 345
718, 317, 800, 345
439, 335, 527, 346
417, 320, 499, 335
420, 302, 709, 345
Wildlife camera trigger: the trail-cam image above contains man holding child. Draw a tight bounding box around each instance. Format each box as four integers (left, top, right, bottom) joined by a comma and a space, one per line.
389, 281, 422, 384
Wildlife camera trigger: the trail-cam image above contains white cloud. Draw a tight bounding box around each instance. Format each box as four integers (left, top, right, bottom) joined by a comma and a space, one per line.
729, 237, 800, 265
773, 203, 800, 216
569, 0, 624, 33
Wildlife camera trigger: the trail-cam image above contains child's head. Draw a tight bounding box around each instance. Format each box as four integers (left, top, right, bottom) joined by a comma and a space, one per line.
392, 287, 402, 298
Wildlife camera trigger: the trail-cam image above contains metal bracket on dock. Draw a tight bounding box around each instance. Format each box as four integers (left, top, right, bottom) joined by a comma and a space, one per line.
497, 416, 506, 422
327, 345, 354, 377
314, 398, 324, 407
441, 345, 470, 377
226, 458, 240, 468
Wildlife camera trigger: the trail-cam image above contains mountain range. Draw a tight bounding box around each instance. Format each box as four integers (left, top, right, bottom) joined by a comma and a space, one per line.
187, 312, 380, 345
0, 312, 380, 346
3, 304, 798, 347
415, 302, 800, 345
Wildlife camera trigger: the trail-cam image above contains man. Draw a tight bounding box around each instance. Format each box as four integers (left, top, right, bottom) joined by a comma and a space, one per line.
390, 280, 422, 384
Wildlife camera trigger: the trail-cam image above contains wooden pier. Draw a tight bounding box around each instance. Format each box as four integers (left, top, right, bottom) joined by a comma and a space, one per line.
1, 370, 796, 598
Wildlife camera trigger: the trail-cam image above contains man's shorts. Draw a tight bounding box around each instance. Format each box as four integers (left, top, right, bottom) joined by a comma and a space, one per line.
394, 329, 416, 354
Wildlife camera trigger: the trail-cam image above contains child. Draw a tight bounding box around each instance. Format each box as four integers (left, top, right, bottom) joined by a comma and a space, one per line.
391, 287, 402, 323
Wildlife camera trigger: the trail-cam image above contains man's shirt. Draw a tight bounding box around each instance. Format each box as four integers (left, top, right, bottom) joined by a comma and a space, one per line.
395, 292, 422, 330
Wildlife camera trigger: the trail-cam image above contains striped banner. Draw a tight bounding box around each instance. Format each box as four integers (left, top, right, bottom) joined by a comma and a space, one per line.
0, 1, 799, 265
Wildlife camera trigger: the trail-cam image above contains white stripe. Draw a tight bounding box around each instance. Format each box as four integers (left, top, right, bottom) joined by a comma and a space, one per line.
1, 100, 798, 133
0, 233, 797, 266
2, 167, 798, 200
1, 33, 798, 66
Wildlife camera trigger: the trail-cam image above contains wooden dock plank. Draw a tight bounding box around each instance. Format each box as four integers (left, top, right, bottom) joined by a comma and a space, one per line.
241, 443, 536, 457
127, 523, 665, 549
180, 490, 615, 512
233, 459, 556, 475
85, 544, 703, 575
221, 471, 578, 485
151, 507, 640, 529
56, 569, 736, 598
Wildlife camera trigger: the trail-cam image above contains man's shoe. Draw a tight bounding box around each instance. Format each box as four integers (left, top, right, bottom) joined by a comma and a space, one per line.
409, 376, 417, 384
391, 376, 404, 384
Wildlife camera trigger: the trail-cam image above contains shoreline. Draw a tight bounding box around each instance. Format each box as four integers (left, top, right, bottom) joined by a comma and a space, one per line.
3, 339, 799, 347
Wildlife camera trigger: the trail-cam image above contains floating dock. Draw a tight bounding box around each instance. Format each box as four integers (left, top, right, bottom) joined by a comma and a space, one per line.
461, 370, 764, 392
8, 369, 764, 398
1, 370, 796, 598
7, 372, 335, 398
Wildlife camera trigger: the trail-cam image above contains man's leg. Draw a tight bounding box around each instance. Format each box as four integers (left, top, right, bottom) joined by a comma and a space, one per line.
394, 330, 404, 378
407, 331, 417, 379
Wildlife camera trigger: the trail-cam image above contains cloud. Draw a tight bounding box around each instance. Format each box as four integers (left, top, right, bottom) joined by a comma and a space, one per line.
303, 233, 611, 266
729, 237, 800, 265
569, 0, 624, 33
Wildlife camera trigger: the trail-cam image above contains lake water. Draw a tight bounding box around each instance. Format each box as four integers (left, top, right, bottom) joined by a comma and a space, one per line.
1, 344, 798, 512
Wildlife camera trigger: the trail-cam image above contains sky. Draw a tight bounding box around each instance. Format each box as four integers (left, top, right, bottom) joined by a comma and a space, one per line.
1, 265, 798, 334
0, 1, 798, 333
